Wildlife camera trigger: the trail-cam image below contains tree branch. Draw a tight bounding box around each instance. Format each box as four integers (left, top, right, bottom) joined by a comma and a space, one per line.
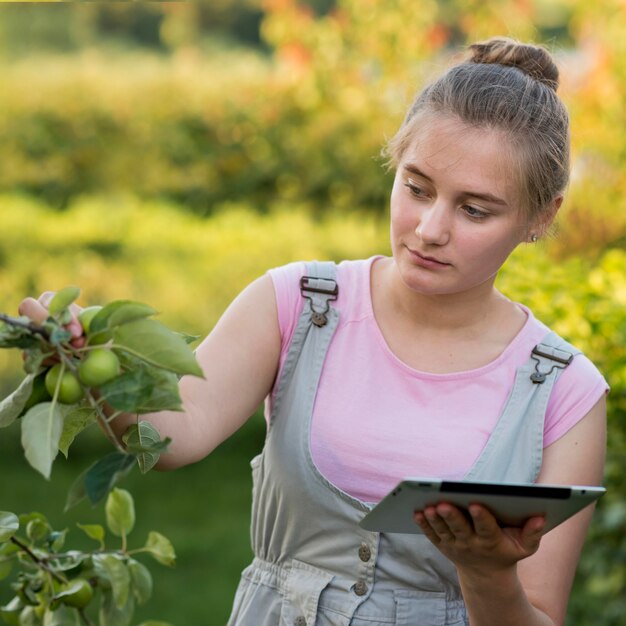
10, 536, 67, 584
0, 313, 50, 340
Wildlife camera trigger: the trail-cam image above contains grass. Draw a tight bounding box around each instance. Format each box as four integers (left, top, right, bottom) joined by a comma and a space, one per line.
0, 411, 266, 625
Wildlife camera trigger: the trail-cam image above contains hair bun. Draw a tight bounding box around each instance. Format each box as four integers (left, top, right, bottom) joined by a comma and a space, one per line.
468, 37, 560, 91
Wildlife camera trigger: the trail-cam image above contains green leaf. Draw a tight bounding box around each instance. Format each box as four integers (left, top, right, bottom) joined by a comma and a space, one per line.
83, 452, 136, 506
22, 349, 47, 376
46, 550, 88, 572
99, 369, 154, 413
76, 523, 105, 548
113, 356, 182, 414
48, 286, 80, 315
143, 532, 175, 567
137, 623, 174, 626
94, 554, 131, 610
135, 369, 182, 414
65, 467, 88, 511
0, 558, 12, 582
90, 301, 157, 335
175, 331, 201, 345
105, 489, 135, 538
48, 529, 67, 552
113, 319, 203, 378
0, 542, 16, 580
19, 372, 52, 418
0, 319, 40, 350
122, 423, 169, 474
0, 512, 19, 542
58, 408, 97, 458
0, 375, 35, 428
48, 326, 72, 346
20, 402, 63, 479
25, 518, 49, 543
18, 605, 38, 626
18, 511, 48, 527
99, 589, 134, 626
128, 559, 152, 606
43, 604, 78, 626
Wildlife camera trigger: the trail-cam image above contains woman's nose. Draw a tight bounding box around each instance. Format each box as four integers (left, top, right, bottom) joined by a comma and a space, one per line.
415, 201, 451, 246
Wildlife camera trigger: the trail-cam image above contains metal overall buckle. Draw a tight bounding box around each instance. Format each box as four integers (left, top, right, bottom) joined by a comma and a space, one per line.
530, 344, 574, 384
299, 276, 338, 327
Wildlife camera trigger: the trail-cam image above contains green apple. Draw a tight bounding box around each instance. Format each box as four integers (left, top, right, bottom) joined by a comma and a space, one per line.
78, 349, 120, 387
44, 365, 83, 405
58, 578, 93, 609
77, 305, 103, 334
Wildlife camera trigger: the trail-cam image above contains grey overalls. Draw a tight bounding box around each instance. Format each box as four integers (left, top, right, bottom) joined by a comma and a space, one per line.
227, 261, 580, 626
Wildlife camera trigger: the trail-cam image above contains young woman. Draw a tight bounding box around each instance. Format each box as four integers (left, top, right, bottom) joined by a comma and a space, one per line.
21, 37, 607, 626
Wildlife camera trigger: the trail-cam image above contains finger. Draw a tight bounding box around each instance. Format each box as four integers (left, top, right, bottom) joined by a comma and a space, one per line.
37, 291, 57, 308
436, 503, 473, 540
18, 298, 50, 324
424, 506, 457, 540
67, 317, 83, 338
70, 336, 86, 349
469, 504, 501, 538
519, 516, 545, 553
413, 511, 442, 544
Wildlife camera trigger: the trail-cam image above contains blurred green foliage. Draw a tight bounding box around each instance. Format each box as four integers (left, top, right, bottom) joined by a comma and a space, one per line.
0, 0, 624, 624
0, 0, 625, 262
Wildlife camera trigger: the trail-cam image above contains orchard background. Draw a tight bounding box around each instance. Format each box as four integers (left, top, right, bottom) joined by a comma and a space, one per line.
0, 1, 624, 624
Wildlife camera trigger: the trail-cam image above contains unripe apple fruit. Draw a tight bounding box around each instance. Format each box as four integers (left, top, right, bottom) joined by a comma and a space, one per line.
78, 349, 120, 387
58, 578, 93, 609
44, 364, 83, 405
77, 305, 103, 334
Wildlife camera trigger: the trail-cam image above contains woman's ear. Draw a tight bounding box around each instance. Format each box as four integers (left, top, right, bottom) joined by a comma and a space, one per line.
532, 195, 563, 240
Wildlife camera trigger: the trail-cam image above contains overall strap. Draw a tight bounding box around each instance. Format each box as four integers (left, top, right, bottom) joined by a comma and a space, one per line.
299, 262, 338, 327
466, 330, 580, 483
268, 261, 339, 427
529, 331, 581, 384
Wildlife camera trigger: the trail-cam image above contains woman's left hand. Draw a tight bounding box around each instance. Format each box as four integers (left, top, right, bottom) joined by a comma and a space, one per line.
414, 503, 545, 574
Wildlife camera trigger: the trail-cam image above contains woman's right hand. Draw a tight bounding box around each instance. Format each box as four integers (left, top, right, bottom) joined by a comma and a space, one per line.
18, 291, 86, 349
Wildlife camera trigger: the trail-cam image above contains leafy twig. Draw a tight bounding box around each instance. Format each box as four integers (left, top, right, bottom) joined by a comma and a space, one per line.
58, 353, 127, 454
0, 313, 50, 340
10, 536, 67, 585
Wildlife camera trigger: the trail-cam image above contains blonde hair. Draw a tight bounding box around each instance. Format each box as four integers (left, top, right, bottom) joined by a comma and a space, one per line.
385, 37, 570, 223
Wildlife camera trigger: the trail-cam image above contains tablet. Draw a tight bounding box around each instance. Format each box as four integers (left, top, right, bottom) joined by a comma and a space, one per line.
358, 479, 606, 535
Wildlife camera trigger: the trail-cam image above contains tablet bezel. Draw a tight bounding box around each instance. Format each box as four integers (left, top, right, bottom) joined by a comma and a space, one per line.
358, 479, 606, 535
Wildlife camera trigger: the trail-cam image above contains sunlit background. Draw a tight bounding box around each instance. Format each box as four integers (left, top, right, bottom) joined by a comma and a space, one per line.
0, 1, 624, 624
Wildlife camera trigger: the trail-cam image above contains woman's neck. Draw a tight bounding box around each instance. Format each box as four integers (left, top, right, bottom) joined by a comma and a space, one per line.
375, 257, 517, 339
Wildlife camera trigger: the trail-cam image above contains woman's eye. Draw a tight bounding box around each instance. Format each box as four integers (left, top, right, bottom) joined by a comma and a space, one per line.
403, 181, 427, 198
463, 205, 488, 219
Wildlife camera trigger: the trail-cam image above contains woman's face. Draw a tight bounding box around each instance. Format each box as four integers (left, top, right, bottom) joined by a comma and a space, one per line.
389, 115, 533, 298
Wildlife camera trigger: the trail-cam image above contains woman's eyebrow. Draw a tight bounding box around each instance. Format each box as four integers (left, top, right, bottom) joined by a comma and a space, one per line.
402, 163, 509, 206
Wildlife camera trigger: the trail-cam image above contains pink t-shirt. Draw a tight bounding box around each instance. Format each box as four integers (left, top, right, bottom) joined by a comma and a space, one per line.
267, 257, 608, 503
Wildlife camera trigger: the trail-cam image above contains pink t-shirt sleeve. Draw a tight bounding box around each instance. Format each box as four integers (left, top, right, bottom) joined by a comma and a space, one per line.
543, 352, 609, 447
267, 261, 307, 364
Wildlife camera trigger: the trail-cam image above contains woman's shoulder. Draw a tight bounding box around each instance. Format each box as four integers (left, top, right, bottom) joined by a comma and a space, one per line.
268, 256, 378, 311
266, 256, 378, 344
518, 306, 609, 446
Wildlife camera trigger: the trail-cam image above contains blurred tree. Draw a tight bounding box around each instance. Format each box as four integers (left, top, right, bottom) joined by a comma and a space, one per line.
0, 1, 266, 57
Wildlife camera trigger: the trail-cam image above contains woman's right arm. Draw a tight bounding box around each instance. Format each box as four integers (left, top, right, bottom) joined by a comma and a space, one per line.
19, 273, 282, 470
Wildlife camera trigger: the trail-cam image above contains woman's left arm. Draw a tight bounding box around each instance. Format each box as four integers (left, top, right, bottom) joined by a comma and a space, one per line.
415, 395, 607, 626
515, 394, 606, 626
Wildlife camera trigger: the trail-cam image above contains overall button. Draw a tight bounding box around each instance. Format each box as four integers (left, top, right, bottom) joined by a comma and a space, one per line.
358, 543, 371, 562
353, 580, 368, 596
294, 617, 307, 626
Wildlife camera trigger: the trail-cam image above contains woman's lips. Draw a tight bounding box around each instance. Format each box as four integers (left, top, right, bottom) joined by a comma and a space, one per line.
407, 247, 451, 268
